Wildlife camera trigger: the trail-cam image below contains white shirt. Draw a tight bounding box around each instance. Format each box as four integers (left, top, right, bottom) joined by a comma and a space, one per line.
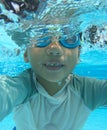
13, 74, 91, 130
0, 69, 107, 130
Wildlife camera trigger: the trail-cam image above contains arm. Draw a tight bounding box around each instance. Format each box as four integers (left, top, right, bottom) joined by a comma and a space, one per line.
0, 69, 33, 121
0, 75, 27, 121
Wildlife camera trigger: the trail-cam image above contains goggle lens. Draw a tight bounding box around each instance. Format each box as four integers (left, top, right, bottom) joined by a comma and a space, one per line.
60, 35, 80, 48
32, 35, 80, 48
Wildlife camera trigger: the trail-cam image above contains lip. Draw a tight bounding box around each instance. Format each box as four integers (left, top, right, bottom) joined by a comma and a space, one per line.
43, 61, 64, 71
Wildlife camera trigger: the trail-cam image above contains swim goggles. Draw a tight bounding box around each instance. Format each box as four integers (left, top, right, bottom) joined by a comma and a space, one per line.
33, 35, 80, 49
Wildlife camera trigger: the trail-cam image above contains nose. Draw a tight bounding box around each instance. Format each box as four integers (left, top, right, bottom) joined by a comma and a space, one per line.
46, 41, 63, 56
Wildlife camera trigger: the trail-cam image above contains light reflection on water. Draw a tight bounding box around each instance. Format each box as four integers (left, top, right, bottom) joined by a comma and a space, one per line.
0, 0, 107, 49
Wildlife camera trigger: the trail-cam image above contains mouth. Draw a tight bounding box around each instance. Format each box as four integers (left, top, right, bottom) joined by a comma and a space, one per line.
43, 61, 64, 71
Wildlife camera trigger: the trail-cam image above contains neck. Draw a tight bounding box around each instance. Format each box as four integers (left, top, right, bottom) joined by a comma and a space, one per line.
36, 75, 66, 96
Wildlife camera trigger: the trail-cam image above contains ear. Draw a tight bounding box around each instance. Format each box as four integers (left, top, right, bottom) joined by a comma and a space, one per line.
78, 45, 81, 58
24, 50, 29, 62
77, 45, 81, 64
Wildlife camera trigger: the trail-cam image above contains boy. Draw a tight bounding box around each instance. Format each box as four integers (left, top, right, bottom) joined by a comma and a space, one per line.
0, 33, 107, 130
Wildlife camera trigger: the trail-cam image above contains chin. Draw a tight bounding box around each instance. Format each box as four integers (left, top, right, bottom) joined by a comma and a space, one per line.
44, 75, 65, 83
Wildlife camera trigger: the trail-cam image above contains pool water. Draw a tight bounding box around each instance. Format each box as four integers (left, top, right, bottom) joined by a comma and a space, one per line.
0, 0, 107, 129
83, 108, 107, 130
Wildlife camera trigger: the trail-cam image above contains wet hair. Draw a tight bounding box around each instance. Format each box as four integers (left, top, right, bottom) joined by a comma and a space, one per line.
7, 31, 29, 47
0, 14, 14, 23
0, 0, 39, 22
2, 0, 39, 13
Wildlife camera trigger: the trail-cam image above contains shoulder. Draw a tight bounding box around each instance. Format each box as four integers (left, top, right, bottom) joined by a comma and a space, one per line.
71, 74, 107, 93
0, 68, 35, 97
71, 74, 106, 88
17, 68, 33, 81
1, 68, 34, 86
71, 74, 96, 89
71, 74, 107, 109
70, 74, 107, 100
15, 68, 36, 96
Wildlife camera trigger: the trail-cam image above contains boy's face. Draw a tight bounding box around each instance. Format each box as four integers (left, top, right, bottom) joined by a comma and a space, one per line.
24, 37, 79, 82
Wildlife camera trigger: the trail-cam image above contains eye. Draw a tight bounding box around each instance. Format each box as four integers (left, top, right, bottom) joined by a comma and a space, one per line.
59, 35, 80, 48
64, 35, 79, 44
36, 36, 51, 47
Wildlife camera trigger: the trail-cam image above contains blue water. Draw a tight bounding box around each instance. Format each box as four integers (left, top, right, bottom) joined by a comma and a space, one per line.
0, 0, 107, 129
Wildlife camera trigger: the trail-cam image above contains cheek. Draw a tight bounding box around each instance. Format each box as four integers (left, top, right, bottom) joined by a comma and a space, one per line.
28, 48, 42, 59
73, 51, 78, 61
69, 54, 78, 65
67, 48, 78, 60
29, 56, 38, 65
28, 49, 44, 70
73, 51, 78, 64
66, 49, 79, 67
29, 55, 42, 73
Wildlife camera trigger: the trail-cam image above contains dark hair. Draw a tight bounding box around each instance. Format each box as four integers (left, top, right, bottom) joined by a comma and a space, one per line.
0, 0, 39, 22
7, 31, 29, 47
